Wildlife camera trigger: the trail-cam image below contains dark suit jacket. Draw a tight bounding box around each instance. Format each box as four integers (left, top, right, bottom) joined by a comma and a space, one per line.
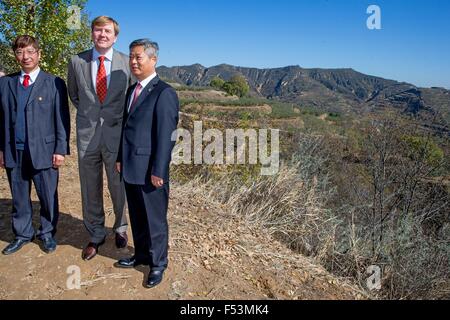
117, 76, 179, 185
0, 71, 70, 169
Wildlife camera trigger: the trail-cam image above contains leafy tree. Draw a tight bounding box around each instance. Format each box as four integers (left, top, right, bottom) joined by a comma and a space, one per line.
402, 135, 444, 167
209, 74, 250, 97
210, 76, 225, 89
222, 81, 237, 96
0, 40, 17, 73
0, 0, 91, 78
228, 75, 250, 97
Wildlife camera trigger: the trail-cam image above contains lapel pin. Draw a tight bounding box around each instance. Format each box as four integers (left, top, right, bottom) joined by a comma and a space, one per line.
38, 97, 43, 101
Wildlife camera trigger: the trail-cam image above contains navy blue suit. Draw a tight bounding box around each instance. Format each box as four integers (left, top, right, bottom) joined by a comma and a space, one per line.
0, 71, 70, 240
117, 76, 179, 271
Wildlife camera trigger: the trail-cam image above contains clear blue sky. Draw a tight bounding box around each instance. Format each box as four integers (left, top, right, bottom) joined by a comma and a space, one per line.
86, 0, 450, 89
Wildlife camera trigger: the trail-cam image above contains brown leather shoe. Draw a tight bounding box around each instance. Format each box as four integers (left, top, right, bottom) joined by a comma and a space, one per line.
82, 240, 104, 260
115, 232, 128, 249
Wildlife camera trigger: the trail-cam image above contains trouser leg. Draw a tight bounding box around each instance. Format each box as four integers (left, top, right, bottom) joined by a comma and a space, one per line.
142, 183, 170, 271
33, 165, 59, 240
102, 144, 127, 233
6, 150, 34, 241
78, 149, 106, 243
124, 181, 150, 262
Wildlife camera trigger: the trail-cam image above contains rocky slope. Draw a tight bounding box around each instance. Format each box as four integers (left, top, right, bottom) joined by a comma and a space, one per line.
158, 64, 450, 129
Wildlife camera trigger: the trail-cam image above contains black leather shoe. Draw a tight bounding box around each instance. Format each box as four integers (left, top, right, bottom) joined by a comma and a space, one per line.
41, 237, 57, 253
2, 238, 32, 255
114, 256, 148, 269
146, 270, 164, 288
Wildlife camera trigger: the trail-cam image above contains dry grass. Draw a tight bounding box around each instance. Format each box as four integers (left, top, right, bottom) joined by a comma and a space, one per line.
170, 128, 449, 300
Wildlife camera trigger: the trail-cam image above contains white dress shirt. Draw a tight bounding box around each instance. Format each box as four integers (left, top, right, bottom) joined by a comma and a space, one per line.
20, 67, 40, 86
91, 47, 113, 91
128, 72, 157, 112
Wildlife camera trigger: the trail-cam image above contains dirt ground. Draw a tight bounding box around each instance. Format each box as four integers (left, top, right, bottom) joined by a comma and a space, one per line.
0, 114, 364, 300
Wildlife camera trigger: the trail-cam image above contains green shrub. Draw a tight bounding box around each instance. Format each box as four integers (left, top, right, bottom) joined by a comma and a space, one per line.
210, 76, 225, 89
402, 135, 445, 167
209, 75, 250, 97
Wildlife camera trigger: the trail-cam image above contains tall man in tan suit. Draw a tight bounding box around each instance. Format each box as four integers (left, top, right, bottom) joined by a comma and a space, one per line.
67, 16, 133, 260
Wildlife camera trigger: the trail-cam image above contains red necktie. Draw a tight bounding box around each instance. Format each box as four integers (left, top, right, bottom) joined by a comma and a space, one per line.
96, 56, 107, 103
23, 74, 30, 88
129, 83, 142, 111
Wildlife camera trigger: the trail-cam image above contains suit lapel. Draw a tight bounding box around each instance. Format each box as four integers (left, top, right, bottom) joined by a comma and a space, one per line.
125, 83, 137, 116
27, 71, 48, 105
128, 76, 160, 117
7, 72, 20, 106
7, 73, 20, 124
82, 49, 98, 101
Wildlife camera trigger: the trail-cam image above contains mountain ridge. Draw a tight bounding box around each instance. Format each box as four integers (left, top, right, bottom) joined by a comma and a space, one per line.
157, 64, 450, 128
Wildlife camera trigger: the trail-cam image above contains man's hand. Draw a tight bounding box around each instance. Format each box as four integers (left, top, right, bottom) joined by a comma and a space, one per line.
52, 154, 65, 169
151, 175, 164, 188
0, 151, 4, 169
115, 162, 121, 173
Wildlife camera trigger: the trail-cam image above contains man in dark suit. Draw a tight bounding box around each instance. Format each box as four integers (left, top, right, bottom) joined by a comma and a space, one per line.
115, 39, 179, 288
0, 35, 70, 255
68, 16, 133, 260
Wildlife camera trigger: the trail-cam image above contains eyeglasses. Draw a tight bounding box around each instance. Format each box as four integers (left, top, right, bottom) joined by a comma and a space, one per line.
14, 49, 39, 56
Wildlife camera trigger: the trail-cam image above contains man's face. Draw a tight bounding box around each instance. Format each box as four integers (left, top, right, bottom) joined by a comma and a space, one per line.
129, 45, 157, 80
92, 22, 117, 51
14, 45, 41, 73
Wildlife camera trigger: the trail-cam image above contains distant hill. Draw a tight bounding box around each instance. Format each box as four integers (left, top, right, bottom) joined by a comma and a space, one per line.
158, 64, 450, 132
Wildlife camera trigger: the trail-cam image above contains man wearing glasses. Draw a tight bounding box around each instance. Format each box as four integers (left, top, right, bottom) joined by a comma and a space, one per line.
0, 35, 70, 255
